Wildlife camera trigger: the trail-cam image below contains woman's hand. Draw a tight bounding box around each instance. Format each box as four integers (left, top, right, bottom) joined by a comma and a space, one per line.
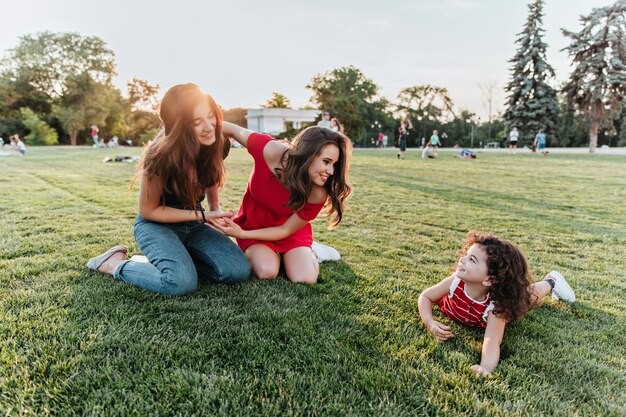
204, 209, 234, 224
208, 217, 246, 239
470, 364, 493, 376
427, 320, 454, 341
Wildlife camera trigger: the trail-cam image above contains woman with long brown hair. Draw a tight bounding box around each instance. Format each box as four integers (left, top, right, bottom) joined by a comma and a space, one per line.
210, 122, 352, 284
86, 83, 250, 295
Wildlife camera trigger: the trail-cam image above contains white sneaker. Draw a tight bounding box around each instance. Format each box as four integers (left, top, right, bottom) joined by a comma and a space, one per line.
547, 271, 575, 302
311, 241, 341, 262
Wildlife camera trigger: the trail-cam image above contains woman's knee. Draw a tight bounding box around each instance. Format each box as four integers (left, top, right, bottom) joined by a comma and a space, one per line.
252, 262, 280, 280
214, 259, 251, 284
286, 269, 318, 285
162, 269, 197, 296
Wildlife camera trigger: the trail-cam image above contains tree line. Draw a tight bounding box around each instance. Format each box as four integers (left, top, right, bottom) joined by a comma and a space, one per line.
1, 1, 624, 152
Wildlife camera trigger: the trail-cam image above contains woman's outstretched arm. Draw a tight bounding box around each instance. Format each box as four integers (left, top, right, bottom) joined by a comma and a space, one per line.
222, 122, 254, 148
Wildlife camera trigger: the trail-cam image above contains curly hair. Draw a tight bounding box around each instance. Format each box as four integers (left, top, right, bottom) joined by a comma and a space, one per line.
462, 232, 533, 322
275, 126, 352, 228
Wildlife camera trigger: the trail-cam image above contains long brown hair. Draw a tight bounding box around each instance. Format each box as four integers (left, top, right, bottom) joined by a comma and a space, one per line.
462, 232, 533, 322
140, 83, 225, 209
277, 126, 352, 228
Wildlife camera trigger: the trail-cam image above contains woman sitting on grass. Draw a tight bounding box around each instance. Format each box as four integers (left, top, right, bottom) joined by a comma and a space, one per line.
418, 232, 575, 375
209, 122, 352, 284
86, 83, 250, 295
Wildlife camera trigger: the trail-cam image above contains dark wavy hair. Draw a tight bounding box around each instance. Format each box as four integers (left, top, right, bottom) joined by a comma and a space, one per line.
276, 126, 352, 228
461, 232, 533, 323
139, 83, 225, 209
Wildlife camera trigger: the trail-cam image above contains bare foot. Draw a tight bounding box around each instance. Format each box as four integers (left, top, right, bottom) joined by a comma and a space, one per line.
97, 251, 127, 275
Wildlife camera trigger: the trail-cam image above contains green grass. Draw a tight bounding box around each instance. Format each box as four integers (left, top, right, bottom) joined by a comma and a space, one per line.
1, 147, 625, 416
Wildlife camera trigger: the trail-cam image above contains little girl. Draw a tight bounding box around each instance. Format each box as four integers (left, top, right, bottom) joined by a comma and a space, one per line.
418, 232, 575, 375
211, 122, 352, 284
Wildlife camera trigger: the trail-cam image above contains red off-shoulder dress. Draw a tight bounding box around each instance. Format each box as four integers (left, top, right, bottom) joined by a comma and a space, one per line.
233, 133, 323, 253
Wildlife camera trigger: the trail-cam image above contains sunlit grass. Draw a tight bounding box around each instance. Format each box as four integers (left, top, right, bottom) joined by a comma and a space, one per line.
1, 147, 625, 416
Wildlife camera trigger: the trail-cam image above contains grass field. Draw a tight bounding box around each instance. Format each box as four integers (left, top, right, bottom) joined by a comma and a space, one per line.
1, 146, 625, 416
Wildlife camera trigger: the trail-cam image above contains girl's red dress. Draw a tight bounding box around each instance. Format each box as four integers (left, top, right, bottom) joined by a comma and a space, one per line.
233, 133, 323, 253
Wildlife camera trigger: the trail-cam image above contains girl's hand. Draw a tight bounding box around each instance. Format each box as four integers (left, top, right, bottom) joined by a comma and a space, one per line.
427, 320, 454, 341
205, 210, 234, 222
208, 217, 246, 238
470, 364, 493, 376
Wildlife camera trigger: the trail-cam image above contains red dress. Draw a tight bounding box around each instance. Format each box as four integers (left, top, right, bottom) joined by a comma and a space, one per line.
436, 276, 495, 329
233, 133, 324, 253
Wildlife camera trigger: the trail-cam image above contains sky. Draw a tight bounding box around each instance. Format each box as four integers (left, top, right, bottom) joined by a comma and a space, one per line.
0, 0, 612, 119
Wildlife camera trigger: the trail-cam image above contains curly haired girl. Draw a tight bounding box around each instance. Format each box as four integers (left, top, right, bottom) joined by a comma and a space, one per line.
418, 232, 575, 375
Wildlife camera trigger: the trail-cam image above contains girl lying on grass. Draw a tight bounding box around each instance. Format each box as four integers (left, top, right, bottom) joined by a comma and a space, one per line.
209, 122, 352, 284
418, 232, 575, 375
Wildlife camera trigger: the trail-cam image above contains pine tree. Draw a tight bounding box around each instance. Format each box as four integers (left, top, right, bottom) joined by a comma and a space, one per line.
562, 0, 626, 153
504, 0, 559, 145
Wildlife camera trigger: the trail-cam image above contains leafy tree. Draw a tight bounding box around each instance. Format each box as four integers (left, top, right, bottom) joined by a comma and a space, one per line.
53, 73, 122, 145
0, 31, 119, 145
306, 66, 391, 142
396, 85, 455, 122
396, 85, 455, 146
19, 107, 58, 145
125, 78, 161, 144
504, 0, 559, 145
127, 78, 160, 112
562, 0, 626, 153
261, 92, 291, 109
1, 31, 116, 100
223, 107, 248, 128
440, 110, 475, 147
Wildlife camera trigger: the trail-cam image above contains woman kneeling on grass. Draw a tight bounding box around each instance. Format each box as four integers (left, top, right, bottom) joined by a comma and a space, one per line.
208, 122, 352, 284
86, 83, 250, 295
418, 232, 575, 375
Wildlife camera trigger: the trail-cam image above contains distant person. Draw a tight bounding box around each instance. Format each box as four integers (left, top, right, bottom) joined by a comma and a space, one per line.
14, 134, 26, 156
397, 120, 410, 159
422, 144, 435, 159
98, 138, 106, 148
427, 129, 441, 154
91, 125, 99, 147
508, 127, 519, 154
317, 112, 332, 129
107, 135, 120, 147
534, 129, 547, 155
454, 148, 476, 159
0, 134, 4, 147
377, 132, 384, 148
330, 117, 344, 134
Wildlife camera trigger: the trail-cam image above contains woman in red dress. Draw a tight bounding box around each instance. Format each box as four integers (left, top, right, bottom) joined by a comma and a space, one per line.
212, 122, 352, 284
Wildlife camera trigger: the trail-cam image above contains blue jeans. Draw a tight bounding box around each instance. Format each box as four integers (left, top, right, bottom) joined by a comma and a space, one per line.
113, 215, 251, 296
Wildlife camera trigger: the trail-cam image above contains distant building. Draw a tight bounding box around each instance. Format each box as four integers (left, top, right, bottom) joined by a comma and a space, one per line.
246, 108, 319, 135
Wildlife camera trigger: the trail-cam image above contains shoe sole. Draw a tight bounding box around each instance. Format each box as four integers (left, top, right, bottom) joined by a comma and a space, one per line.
86, 245, 128, 271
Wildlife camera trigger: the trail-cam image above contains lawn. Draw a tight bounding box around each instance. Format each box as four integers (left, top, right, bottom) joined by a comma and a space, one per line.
1, 146, 625, 416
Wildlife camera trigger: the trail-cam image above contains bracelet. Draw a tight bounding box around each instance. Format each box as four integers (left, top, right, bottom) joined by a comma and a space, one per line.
200, 207, 207, 223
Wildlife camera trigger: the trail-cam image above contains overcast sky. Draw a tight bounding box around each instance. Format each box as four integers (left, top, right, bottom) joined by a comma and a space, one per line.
0, 0, 611, 118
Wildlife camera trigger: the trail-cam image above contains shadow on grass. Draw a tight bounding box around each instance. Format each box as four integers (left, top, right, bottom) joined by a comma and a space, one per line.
45, 260, 444, 415
35, 255, 622, 416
